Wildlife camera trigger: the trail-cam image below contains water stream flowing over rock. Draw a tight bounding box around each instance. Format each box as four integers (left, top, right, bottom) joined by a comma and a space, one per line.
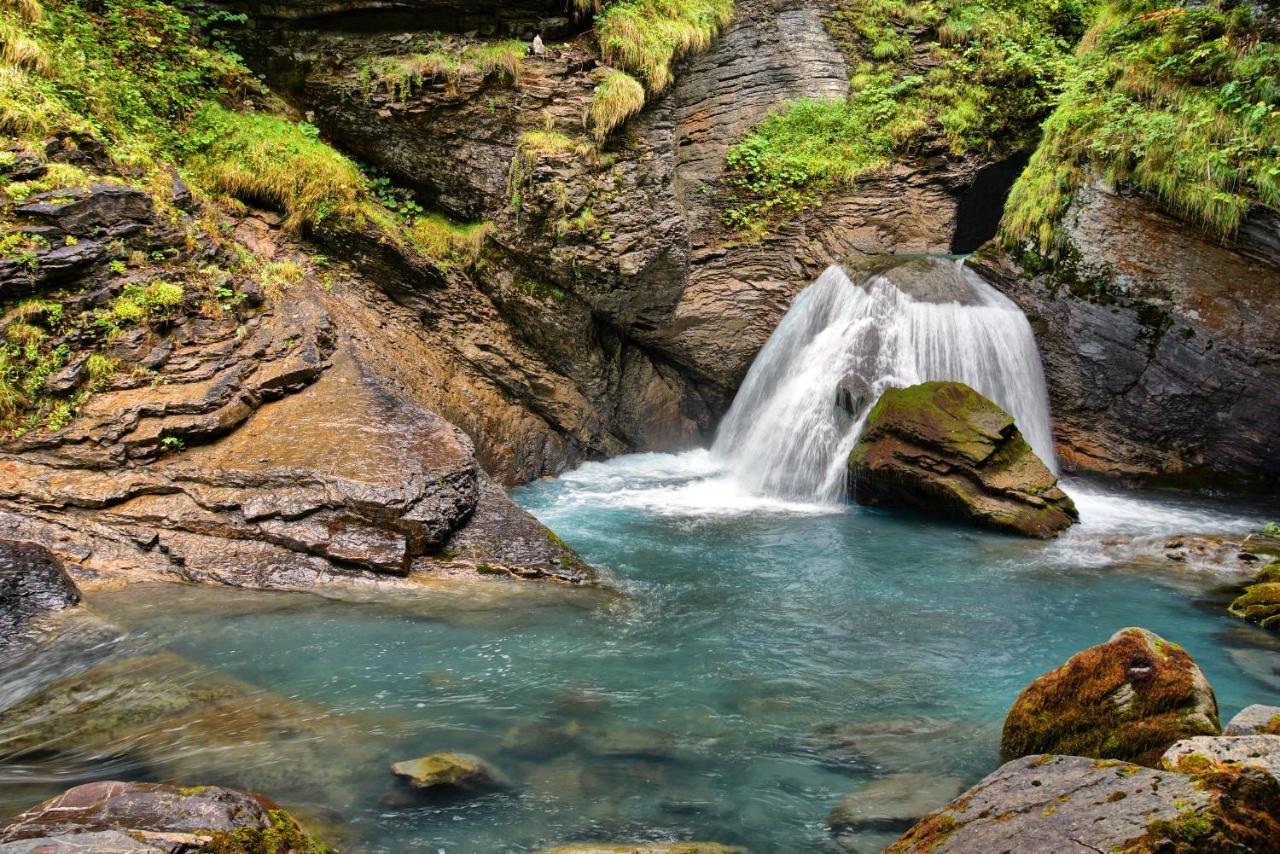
711, 256, 1056, 503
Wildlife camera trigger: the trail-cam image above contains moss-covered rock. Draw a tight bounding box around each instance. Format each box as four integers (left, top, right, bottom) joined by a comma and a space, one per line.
389, 752, 511, 793
1000, 627, 1220, 767
1230, 560, 1280, 631
1225, 705, 1280, 737
848, 381, 1077, 537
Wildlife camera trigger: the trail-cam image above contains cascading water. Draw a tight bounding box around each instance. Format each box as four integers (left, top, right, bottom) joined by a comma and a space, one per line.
711, 256, 1057, 503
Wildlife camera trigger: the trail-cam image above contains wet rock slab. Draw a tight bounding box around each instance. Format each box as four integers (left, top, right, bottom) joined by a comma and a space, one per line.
0, 541, 80, 640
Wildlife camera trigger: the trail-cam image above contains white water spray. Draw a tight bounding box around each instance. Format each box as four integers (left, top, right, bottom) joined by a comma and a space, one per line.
711, 258, 1056, 503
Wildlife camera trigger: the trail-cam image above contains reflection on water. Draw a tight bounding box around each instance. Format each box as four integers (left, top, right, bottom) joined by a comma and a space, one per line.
0, 454, 1277, 852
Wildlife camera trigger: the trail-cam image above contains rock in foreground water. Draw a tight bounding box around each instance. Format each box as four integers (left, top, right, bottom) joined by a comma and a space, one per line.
1001, 627, 1219, 766
1229, 561, 1280, 630
827, 773, 967, 833
390, 752, 511, 793
0, 540, 80, 639
0, 781, 323, 852
887, 753, 1280, 852
847, 381, 1077, 537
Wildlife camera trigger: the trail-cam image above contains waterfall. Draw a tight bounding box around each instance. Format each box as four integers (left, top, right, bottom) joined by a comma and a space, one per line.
711, 257, 1056, 503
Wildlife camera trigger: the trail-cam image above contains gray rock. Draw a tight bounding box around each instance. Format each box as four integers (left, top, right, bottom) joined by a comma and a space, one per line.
1225, 704, 1280, 736
0, 540, 80, 640
0, 830, 162, 852
390, 752, 511, 793
15, 184, 153, 237
888, 755, 1210, 852
1162, 734, 1280, 783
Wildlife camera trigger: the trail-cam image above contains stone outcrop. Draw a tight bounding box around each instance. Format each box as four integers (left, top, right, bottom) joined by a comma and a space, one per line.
0, 781, 324, 852
1230, 560, 1280, 631
847, 381, 1078, 537
1001, 627, 1220, 767
220, 0, 1010, 481
0, 151, 591, 589
389, 752, 511, 793
971, 179, 1280, 492
0, 540, 80, 639
887, 752, 1280, 853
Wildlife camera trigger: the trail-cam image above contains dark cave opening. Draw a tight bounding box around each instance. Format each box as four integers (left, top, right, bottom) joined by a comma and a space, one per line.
950, 152, 1031, 254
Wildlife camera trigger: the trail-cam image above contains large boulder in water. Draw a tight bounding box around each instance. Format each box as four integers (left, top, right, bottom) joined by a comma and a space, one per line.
0, 539, 80, 640
1001, 627, 1220, 767
847, 381, 1077, 537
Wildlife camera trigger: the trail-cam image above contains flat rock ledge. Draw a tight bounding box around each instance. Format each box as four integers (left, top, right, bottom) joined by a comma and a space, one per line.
887, 751, 1280, 852
848, 381, 1077, 538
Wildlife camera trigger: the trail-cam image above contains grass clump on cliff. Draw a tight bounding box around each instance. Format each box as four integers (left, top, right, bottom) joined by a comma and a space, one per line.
1001, 1, 1280, 254
182, 105, 371, 234
357, 40, 526, 100
590, 70, 646, 140
721, 0, 1092, 235
596, 0, 734, 91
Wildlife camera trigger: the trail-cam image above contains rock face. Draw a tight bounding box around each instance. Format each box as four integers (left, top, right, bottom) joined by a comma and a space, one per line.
0, 540, 80, 638
0, 781, 323, 851
223, 0, 1009, 481
1001, 627, 1220, 767
887, 753, 1280, 853
847, 381, 1078, 537
389, 752, 511, 793
971, 179, 1280, 492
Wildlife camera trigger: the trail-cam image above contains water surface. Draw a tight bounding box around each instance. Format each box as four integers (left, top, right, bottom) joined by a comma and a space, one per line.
1, 455, 1277, 853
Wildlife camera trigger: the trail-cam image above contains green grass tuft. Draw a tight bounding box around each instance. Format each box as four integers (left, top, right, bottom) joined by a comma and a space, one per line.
596, 0, 734, 92
589, 70, 646, 140
1001, 1, 1280, 253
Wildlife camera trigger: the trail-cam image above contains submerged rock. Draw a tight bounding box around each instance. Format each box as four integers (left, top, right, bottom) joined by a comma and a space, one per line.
847, 381, 1077, 537
887, 753, 1280, 853
390, 752, 511, 793
0, 540, 80, 640
0, 781, 323, 851
1001, 627, 1220, 767
827, 773, 967, 834
1225, 704, 1280, 736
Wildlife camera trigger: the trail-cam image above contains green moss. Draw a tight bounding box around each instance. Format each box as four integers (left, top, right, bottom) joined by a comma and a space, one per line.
722, 0, 1090, 235
595, 0, 734, 92
355, 39, 525, 100
202, 808, 330, 854
589, 69, 646, 140
1001, 1, 1280, 253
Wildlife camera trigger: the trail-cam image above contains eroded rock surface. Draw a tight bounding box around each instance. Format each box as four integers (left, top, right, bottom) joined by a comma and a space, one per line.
1001, 627, 1220, 767
972, 179, 1280, 492
848, 381, 1077, 537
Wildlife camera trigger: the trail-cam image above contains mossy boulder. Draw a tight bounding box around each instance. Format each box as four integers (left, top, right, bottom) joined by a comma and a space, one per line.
1229, 560, 1280, 630
1162, 734, 1280, 784
389, 752, 511, 794
848, 381, 1077, 537
1001, 627, 1220, 767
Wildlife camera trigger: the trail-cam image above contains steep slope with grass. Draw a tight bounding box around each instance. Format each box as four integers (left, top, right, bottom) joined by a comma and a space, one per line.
0, 0, 590, 587
974, 0, 1280, 491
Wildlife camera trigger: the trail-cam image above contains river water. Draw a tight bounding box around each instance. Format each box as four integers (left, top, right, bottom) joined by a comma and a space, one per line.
0, 465, 1276, 852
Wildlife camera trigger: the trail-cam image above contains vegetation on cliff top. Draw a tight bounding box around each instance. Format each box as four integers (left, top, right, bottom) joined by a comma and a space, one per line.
721, 0, 1091, 236
1001, 0, 1280, 254
596, 0, 734, 92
